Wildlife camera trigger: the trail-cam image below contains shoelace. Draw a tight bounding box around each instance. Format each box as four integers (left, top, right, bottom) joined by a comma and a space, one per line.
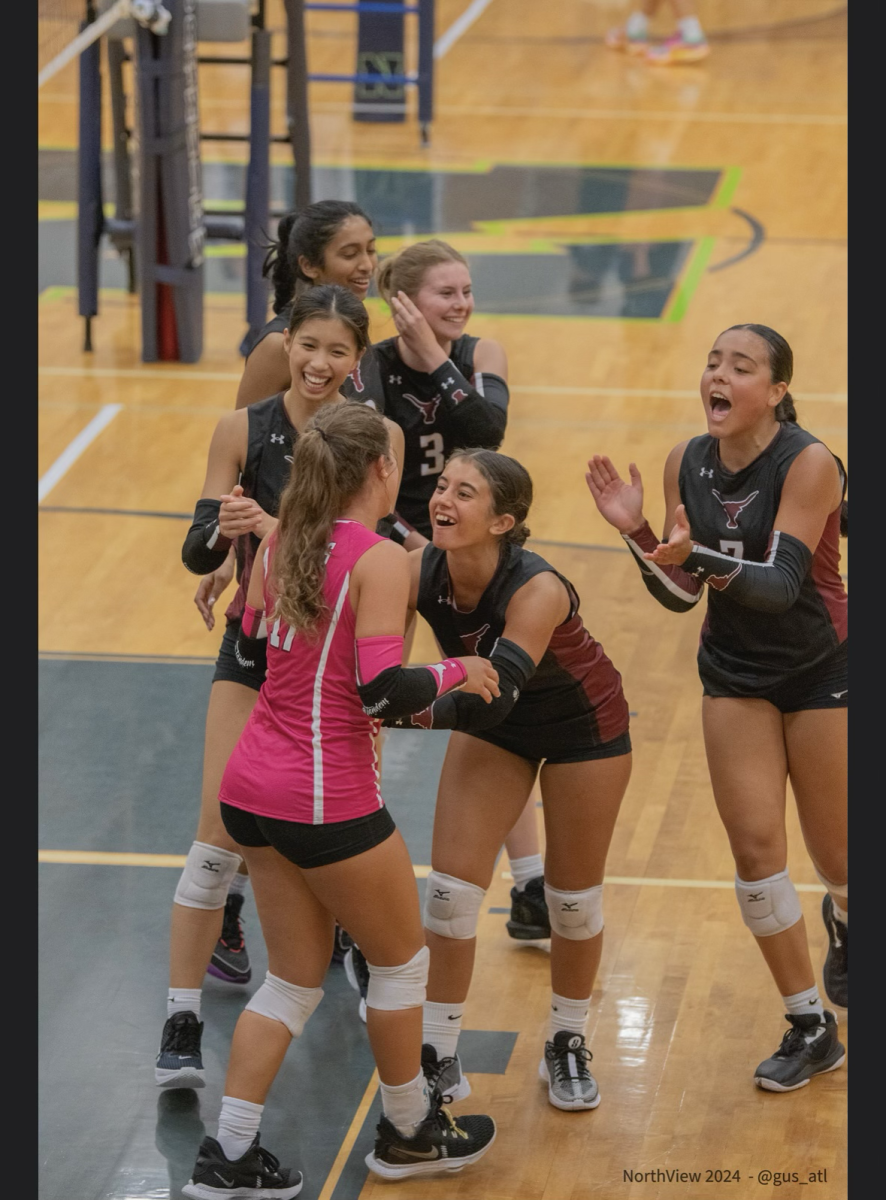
775, 1018, 824, 1059
220, 903, 245, 952
253, 1144, 285, 1180
164, 1014, 200, 1052
430, 1102, 469, 1141
547, 1041, 593, 1082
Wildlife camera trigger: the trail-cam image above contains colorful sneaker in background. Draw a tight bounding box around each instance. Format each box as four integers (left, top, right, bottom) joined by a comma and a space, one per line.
605, 25, 650, 55
646, 33, 711, 65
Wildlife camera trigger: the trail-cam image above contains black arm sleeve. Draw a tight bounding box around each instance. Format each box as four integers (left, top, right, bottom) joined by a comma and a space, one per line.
427, 360, 508, 448
683, 531, 812, 613
384, 638, 536, 732
622, 522, 703, 614
182, 498, 234, 575
357, 662, 462, 721
376, 510, 418, 546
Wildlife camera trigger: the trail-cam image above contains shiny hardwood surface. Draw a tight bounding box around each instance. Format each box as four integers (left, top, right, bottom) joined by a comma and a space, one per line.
39, 4, 847, 1196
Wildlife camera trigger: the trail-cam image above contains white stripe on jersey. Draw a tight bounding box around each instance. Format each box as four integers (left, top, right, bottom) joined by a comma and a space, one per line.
311, 573, 352, 824
623, 535, 702, 605
474, 371, 485, 395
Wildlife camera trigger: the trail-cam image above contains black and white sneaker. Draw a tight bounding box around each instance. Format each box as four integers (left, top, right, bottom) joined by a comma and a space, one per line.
155, 1011, 205, 1089
507, 876, 551, 940
343, 944, 369, 1023
365, 1092, 495, 1180
207, 893, 252, 985
330, 923, 354, 965
754, 1011, 845, 1092
421, 1042, 472, 1103
182, 1134, 302, 1198
539, 1031, 600, 1110
821, 894, 848, 1008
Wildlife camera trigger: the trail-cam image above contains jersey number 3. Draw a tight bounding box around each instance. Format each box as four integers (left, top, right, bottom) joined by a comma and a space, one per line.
420, 432, 445, 476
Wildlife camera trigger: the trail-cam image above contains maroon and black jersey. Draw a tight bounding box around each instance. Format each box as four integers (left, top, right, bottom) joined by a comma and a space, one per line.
416, 541, 629, 754
224, 393, 299, 625
679, 422, 847, 695
342, 334, 508, 537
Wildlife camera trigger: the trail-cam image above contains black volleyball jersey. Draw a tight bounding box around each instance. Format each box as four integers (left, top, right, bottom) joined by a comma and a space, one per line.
679, 422, 848, 693
342, 334, 507, 537
224, 393, 298, 624
416, 542, 629, 744
242, 309, 289, 359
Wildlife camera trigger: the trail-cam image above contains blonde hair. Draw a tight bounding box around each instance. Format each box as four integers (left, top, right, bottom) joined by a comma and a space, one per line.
375, 239, 468, 307
269, 403, 391, 637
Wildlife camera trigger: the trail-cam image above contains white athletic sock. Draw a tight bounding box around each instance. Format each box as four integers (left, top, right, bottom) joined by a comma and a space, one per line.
677, 15, 705, 42
625, 11, 649, 38
217, 1096, 264, 1162
379, 1070, 431, 1139
228, 872, 248, 898
550, 992, 591, 1041
783, 986, 825, 1022
832, 900, 848, 927
423, 1000, 464, 1060
168, 988, 202, 1020
509, 854, 544, 892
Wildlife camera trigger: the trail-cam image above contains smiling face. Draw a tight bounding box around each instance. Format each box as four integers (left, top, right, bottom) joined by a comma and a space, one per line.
299, 216, 377, 300
413, 261, 475, 342
284, 316, 361, 404
700, 328, 788, 438
428, 457, 515, 550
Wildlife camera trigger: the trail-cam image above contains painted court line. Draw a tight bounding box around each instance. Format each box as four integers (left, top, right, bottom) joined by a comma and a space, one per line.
38, 368, 847, 404
437, 105, 846, 127
317, 1069, 379, 1200
434, 0, 495, 59
38, 404, 122, 502
38, 853, 824, 891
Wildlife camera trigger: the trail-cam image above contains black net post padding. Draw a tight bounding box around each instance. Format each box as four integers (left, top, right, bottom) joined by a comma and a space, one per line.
354, 2, 406, 125
134, 0, 205, 362
77, 5, 103, 350
284, 0, 312, 211
244, 19, 272, 349
106, 35, 137, 293
417, 0, 434, 141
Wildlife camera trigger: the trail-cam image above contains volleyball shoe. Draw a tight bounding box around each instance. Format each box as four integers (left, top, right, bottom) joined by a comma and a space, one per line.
182, 1134, 302, 1199
754, 1011, 845, 1091
207, 893, 251, 985
821, 894, 848, 1008
646, 33, 710, 64
366, 1091, 495, 1180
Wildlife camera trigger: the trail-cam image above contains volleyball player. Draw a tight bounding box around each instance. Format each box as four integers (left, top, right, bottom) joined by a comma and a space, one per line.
605, 0, 710, 64
156, 286, 404, 1090
385, 449, 632, 1112
181, 403, 498, 1197
586, 324, 847, 1091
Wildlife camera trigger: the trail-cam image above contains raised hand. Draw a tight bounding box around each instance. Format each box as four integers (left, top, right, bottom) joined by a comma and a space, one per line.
644, 503, 693, 566
459, 656, 500, 704
390, 291, 448, 371
585, 455, 646, 534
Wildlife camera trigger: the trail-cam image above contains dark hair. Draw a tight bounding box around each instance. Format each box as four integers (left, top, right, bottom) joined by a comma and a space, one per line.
446, 448, 533, 546
270, 403, 391, 636
725, 323, 797, 424
262, 201, 374, 314
285, 284, 371, 355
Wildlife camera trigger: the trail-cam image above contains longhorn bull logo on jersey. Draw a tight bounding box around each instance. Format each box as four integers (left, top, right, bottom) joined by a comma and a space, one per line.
705, 561, 743, 592
460, 623, 491, 655
712, 488, 760, 530
348, 361, 365, 393
404, 391, 441, 424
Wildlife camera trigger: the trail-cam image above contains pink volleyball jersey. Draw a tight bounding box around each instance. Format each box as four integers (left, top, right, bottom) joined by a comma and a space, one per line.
219, 519, 387, 824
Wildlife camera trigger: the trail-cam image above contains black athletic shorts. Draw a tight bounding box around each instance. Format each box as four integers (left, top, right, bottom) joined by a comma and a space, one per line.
211, 619, 266, 692
220, 802, 396, 869
703, 639, 848, 713
467, 725, 632, 766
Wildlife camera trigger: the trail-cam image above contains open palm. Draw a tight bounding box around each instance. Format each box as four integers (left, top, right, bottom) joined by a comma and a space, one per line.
585, 455, 645, 534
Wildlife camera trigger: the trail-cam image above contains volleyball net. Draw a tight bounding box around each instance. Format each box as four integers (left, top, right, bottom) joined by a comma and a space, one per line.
38, 1, 170, 88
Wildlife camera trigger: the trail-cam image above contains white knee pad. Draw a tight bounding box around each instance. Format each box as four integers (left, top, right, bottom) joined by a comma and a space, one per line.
735, 870, 803, 937
544, 883, 604, 940
366, 945, 429, 1011
423, 872, 486, 940
244, 972, 324, 1039
814, 866, 848, 900
173, 841, 242, 910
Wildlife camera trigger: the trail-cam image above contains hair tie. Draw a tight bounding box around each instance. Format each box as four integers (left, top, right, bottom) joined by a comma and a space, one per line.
317, 428, 329, 443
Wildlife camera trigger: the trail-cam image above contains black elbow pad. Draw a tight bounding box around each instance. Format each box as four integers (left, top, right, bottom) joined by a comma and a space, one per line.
182, 498, 232, 575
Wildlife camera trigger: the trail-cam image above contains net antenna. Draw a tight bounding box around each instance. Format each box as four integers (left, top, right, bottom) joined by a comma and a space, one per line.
38, 1, 171, 88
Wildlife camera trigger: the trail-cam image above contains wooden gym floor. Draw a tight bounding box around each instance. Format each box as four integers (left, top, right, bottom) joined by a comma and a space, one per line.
39, 3, 847, 1198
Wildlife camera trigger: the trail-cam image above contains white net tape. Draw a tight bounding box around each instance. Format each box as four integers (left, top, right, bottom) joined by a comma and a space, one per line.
38, 1, 171, 88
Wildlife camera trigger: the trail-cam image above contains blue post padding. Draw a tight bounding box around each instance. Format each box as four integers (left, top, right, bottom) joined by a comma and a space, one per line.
77, 29, 103, 320
244, 26, 272, 347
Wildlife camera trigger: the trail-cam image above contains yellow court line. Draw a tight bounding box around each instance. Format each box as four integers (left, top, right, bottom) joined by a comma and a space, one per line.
38, 849, 431, 876
37, 368, 847, 404
317, 1069, 379, 1200
37, 853, 824, 891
